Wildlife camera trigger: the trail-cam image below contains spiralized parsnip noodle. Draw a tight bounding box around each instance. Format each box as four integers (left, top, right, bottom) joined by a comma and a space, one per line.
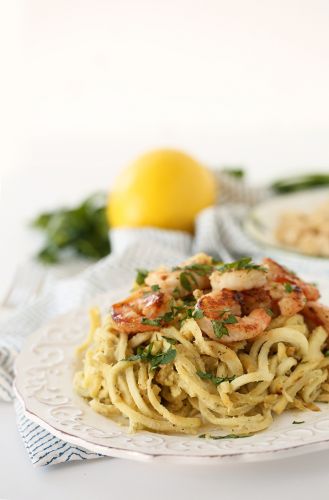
74, 312, 329, 435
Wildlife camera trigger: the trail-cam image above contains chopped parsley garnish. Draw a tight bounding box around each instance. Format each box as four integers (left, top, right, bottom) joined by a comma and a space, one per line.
323, 350, 329, 357
284, 282, 294, 293
292, 420, 305, 425
174, 263, 214, 276
124, 343, 176, 370
196, 371, 236, 386
199, 433, 251, 440
211, 315, 238, 338
192, 309, 204, 319
151, 284, 160, 292
141, 317, 162, 327
216, 257, 266, 273
163, 336, 178, 345
135, 268, 149, 285
179, 271, 198, 292
266, 308, 274, 317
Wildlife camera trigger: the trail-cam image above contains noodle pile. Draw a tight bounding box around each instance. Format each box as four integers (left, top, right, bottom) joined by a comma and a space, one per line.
74, 308, 329, 436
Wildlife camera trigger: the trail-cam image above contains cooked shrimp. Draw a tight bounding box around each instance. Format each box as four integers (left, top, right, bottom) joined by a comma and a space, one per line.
196, 289, 242, 318
237, 288, 272, 315
210, 269, 267, 292
303, 302, 329, 333
262, 258, 319, 301
145, 253, 212, 297
111, 288, 171, 334
268, 282, 306, 317
195, 289, 272, 344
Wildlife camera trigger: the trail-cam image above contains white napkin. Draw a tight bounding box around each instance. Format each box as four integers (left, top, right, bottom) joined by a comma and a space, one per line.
2, 175, 329, 466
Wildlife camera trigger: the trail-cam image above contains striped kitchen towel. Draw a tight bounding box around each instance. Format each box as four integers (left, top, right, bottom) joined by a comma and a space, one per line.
2, 174, 329, 466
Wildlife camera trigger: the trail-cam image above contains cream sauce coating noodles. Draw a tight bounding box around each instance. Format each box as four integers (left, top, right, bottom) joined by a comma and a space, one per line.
74, 309, 329, 436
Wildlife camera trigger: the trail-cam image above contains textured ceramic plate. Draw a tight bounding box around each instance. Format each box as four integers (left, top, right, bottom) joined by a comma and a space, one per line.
14, 285, 329, 464
245, 188, 329, 259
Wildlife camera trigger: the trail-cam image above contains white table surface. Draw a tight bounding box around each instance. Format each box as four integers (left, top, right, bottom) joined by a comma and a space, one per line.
2, 166, 329, 500
2, 396, 329, 500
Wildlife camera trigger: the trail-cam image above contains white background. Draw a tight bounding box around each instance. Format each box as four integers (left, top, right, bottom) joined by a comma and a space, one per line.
1, 1, 329, 499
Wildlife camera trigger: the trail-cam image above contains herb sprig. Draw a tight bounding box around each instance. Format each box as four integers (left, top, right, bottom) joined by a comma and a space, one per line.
135, 269, 149, 285
196, 371, 236, 386
211, 315, 238, 338
199, 433, 251, 440
216, 257, 266, 273
124, 343, 176, 370
174, 263, 214, 276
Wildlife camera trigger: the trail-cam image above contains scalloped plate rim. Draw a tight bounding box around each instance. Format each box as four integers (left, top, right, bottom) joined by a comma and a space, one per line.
14, 383, 329, 464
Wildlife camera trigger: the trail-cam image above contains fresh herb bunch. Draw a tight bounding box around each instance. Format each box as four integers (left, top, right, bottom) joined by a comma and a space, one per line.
124, 343, 176, 370
32, 192, 110, 264
221, 168, 245, 179
271, 174, 329, 194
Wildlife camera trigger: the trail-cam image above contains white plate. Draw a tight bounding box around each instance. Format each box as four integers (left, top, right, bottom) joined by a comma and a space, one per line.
14, 286, 329, 465
245, 188, 329, 259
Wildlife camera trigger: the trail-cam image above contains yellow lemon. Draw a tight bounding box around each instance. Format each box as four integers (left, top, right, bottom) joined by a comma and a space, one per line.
107, 149, 217, 232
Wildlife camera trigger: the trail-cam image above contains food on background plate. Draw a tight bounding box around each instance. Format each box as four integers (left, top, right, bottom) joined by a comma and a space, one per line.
276, 199, 329, 257
107, 149, 217, 233
74, 253, 329, 438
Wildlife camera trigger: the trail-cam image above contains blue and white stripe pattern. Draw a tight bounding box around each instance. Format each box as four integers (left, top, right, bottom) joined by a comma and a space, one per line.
15, 400, 103, 465
2, 174, 329, 466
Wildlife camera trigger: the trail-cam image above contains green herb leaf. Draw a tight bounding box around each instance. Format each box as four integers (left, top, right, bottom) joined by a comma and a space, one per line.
211, 319, 229, 338
136, 268, 149, 285
141, 318, 162, 327
179, 271, 193, 292
163, 336, 178, 345
199, 433, 250, 439
31, 192, 110, 264
151, 284, 160, 292
216, 257, 266, 273
211, 315, 238, 338
323, 350, 329, 357
292, 420, 305, 424
196, 371, 236, 386
175, 263, 214, 276
266, 308, 274, 317
123, 344, 176, 370
221, 168, 245, 179
192, 309, 204, 319
284, 282, 294, 293
224, 314, 238, 324
150, 346, 176, 369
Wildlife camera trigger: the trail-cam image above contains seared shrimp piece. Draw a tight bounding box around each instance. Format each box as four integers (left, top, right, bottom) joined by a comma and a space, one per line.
269, 282, 306, 317
195, 289, 272, 344
196, 289, 242, 318
111, 288, 171, 334
303, 302, 329, 333
210, 268, 267, 292
237, 288, 272, 315
262, 258, 319, 301
145, 253, 212, 297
